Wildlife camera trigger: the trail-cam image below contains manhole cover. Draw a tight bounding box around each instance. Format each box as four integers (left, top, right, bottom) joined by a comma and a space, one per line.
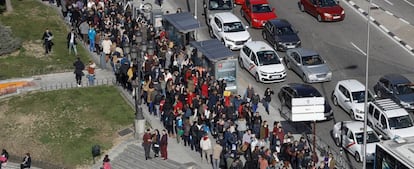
118, 128, 133, 136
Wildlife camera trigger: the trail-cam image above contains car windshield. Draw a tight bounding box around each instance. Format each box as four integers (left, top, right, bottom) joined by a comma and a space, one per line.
318, 0, 338, 7
389, 115, 414, 129
355, 131, 380, 144
395, 84, 414, 95
351, 91, 375, 103
223, 22, 245, 32
209, 0, 233, 10
297, 88, 322, 97
277, 26, 295, 35
252, 4, 272, 13
302, 55, 324, 66
257, 50, 281, 66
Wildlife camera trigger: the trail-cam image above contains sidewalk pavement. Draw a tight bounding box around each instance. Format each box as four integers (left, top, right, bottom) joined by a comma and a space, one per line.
343, 0, 414, 55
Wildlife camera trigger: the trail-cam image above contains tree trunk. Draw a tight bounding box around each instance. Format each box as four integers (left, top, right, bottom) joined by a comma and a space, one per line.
5, 0, 13, 13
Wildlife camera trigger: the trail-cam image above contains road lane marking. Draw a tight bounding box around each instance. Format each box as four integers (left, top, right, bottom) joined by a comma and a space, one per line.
350, 42, 367, 56
385, 11, 393, 16
379, 25, 390, 32
404, 0, 414, 6
384, 0, 393, 5
399, 18, 410, 24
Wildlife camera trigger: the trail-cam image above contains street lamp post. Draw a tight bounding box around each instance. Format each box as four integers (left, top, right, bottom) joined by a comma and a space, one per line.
132, 34, 145, 139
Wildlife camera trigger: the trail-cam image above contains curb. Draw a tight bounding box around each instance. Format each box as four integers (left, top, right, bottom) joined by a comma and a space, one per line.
343, 0, 414, 54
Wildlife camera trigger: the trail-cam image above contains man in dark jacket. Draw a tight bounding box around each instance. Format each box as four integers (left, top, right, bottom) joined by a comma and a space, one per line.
73, 57, 85, 87
67, 28, 78, 56
42, 28, 53, 54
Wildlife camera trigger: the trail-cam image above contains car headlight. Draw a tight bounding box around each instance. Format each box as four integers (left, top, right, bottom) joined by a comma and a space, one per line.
356, 109, 364, 114
225, 37, 235, 43
341, 10, 345, 15
308, 74, 317, 79
260, 71, 268, 76
327, 72, 332, 78
297, 41, 301, 45
324, 13, 332, 17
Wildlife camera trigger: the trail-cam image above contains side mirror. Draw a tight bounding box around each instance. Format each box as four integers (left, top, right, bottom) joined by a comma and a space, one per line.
203, 4, 207, 8
373, 94, 378, 98
344, 98, 350, 102
378, 135, 383, 139
245, 25, 249, 29
217, 28, 222, 32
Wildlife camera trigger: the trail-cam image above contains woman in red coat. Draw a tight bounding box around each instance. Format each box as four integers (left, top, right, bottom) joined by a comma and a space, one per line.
160, 129, 169, 160
201, 81, 209, 98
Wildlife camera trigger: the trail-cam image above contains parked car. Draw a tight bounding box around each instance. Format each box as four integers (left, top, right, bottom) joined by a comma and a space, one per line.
239, 41, 286, 83
209, 12, 251, 50
278, 83, 333, 121
240, 0, 277, 28
298, 0, 345, 22
367, 99, 414, 140
332, 79, 375, 121
285, 48, 332, 83
373, 74, 414, 111
332, 121, 380, 162
203, 0, 235, 24
262, 19, 301, 51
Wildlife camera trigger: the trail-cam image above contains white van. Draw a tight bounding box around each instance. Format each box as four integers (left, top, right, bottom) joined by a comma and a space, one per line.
367, 99, 414, 139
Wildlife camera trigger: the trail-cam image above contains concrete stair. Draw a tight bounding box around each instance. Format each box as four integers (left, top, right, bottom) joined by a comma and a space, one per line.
1, 162, 42, 169
111, 144, 182, 169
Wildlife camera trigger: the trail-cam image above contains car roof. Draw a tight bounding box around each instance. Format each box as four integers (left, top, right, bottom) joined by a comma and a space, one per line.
286, 83, 321, 97
372, 99, 409, 117
214, 12, 241, 23
249, 0, 270, 4
340, 121, 374, 132
291, 48, 319, 57
268, 19, 291, 27
381, 74, 411, 85
244, 41, 274, 52
337, 79, 365, 92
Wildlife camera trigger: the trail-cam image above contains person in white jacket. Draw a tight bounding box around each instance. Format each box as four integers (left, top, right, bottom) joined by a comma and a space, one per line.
199, 134, 212, 163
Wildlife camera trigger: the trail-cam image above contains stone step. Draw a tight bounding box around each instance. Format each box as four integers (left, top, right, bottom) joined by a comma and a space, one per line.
121, 147, 180, 169
1, 162, 42, 169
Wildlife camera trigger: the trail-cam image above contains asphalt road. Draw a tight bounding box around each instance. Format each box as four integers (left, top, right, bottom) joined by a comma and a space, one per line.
176, 0, 414, 168
372, 0, 414, 24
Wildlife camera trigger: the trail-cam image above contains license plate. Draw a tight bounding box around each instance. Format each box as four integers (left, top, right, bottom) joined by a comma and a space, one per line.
333, 16, 340, 19
287, 45, 295, 48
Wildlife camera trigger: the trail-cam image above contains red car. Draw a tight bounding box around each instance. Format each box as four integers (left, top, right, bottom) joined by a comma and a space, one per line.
298, 0, 345, 22
240, 0, 277, 28
235, 0, 245, 5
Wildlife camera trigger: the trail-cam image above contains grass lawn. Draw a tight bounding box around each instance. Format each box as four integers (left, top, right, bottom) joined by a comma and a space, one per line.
0, 0, 90, 80
0, 86, 134, 168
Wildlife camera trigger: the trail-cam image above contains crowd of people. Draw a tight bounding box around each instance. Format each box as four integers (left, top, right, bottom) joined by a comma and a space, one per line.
57, 0, 338, 169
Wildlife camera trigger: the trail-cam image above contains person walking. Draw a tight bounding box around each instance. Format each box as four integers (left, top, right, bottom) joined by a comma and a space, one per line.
67, 28, 78, 56
101, 36, 112, 64
20, 153, 31, 169
73, 57, 85, 87
42, 28, 53, 54
199, 133, 212, 163
263, 88, 274, 114
152, 129, 161, 158
86, 60, 96, 86
160, 129, 168, 160
88, 25, 97, 52
212, 140, 223, 169
102, 155, 111, 169
143, 129, 153, 160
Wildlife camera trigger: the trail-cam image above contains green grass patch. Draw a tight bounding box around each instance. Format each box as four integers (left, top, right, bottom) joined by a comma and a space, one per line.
0, 86, 134, 167
0, 0, 90, 79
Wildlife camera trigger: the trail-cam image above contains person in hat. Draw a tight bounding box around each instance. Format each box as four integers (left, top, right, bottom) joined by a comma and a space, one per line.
199, 133, 212, 163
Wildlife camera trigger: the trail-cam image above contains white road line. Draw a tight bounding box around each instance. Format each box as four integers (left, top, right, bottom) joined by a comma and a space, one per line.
350, 42, 367, 56
384, 0, 394, 5
385, 11, 393, 16
399, 18, 410, 25
394, 36, 401, 41
404, 0, 414, 7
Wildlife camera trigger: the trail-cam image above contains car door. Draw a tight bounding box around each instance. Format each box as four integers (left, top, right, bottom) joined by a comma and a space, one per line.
263, 22, 273, 45
378, 78, 392, 98
241, 46, 252, 69
244, 0, 252, 23
306, 0, 318, 16
290, 51, 303, 76
248, 51, 259, 76
338, 85, 352, 113
212, 17, 223, 39
380, 114, 390, 138
345, 129, 357, 154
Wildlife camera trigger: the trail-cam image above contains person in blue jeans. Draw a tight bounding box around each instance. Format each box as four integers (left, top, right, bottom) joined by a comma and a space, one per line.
263, 88, 274, 115
88, 26, 96, 52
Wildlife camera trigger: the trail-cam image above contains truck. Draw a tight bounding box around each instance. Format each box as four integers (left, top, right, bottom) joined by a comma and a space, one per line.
203, 0, 235, 25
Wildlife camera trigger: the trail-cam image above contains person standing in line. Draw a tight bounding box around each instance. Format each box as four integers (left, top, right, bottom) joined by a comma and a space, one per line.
42, 28, 53, 54
102, 155, 111, 169
263, 88, 274, 115
101, 36, 112, 64
160, 129, 168, 160
79, 20, 89, 43
67, 28, 78, 56
88, 25, 97, 52
152, 129, 161, 158
199, 133, 212, 163
212, 140, 223, 169
143, 129, 153, 160
86, 60, 96, 86
20, 153, 31, 169
73, 57, 85, 87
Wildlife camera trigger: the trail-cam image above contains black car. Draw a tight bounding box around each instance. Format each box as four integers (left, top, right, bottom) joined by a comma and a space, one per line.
278, 83, 333, 120
262, 19, 301, 51
373, 74, 414, 111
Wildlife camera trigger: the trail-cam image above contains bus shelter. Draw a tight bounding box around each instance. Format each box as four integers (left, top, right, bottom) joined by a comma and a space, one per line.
163, 12, 200, 47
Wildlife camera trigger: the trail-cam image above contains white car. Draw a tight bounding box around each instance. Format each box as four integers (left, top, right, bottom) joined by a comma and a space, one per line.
208, 12, 251, 50
332, 79, 375, 121
239, 41, 286, 83
332, 121, 380, 162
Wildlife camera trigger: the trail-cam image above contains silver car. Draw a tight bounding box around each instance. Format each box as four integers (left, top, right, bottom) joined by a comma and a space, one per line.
285, 48, 332, 83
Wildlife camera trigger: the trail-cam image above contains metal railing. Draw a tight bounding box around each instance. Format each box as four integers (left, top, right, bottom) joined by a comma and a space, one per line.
0, 65, 75, 80
40, 78, 116, 91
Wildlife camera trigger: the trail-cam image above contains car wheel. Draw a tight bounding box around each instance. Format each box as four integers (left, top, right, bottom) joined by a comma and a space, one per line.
355, 152, 361, 162
221, 39, 226, 47
208, 27, 215, 38
240, 8, 244, 17
368, 120, 372, 127
239, 57, 244, 69
298, 2, 305, 12
286, 60, 291, 69
273, 43, 278, 51
302, 74, 308, 83
255, 73, 260, 82
350, 110, 355, 120
377, 90, 382, 98
262, 31, 267, 41
335, 137, 341, 147
317, 14, 322, 22
333, 95, 338, 106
